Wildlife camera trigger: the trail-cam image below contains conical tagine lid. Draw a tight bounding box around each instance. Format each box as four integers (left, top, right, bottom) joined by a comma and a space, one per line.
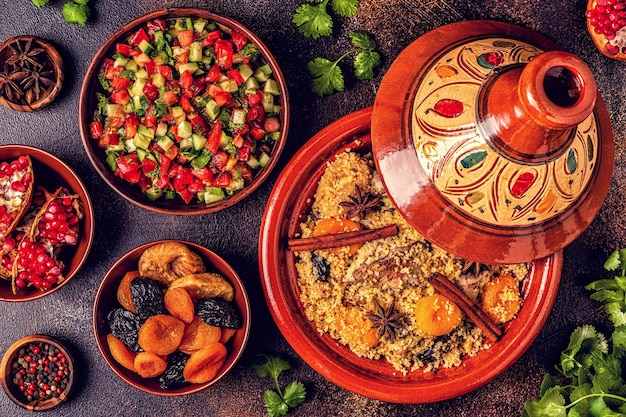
371, 20, 614, 264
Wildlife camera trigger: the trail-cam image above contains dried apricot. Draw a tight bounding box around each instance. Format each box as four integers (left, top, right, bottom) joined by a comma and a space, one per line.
219, 328, 237, 344
138, 314, 185, 356
134, 351, 167, 378
169, 272, 234, 302
414, 294, 463, 336
313, 218, 362, 255
116, 270, 140, 313
164, 287, 195, 323
480, 274, 521, 324
337, 306, 379, 348
107, 333, 137, 372
179, 317, 221, 354
183, 342, 227, 384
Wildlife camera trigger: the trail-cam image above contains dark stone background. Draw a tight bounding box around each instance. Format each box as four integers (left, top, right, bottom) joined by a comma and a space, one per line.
0, 0, 622, 416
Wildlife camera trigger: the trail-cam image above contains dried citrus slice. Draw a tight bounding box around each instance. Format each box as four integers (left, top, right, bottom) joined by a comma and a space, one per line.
0, 156, 34, 241
169, 272, 234, 302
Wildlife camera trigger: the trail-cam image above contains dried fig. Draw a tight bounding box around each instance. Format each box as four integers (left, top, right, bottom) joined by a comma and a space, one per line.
138, 314, 185, 356
169, 272, 234, 302
138, 241, 206, 285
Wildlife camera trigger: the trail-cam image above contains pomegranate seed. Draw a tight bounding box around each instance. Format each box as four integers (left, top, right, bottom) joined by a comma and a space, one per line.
2, 236, 15, 252
64, 234, 77, 245
11, 181, 25, 192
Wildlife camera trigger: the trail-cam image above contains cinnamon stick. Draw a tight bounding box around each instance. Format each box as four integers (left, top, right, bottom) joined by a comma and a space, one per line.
428, 272, 503, 341
288, 224, 398, 252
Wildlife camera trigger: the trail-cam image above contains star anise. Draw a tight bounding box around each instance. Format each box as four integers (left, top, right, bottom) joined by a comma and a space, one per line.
0, 68, 23, 101
11, 69, 55, 102
365, 299, 405, 343
5, 39, 45, 70
339, 184, 381, 219
459, 258, 491, 276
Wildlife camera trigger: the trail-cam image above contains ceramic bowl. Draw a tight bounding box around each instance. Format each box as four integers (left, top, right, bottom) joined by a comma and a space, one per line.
79, 8, 289, 215
0, 145, 94, 302
0, 334, 75, 411
93, 239, 251, 396
0, 36, 64, 112
258, 107, 563, 403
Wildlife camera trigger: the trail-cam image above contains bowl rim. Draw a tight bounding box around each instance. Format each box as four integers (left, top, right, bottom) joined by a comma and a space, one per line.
258, 106, 564, 403
0, 144, 95, 302
0, 334, 75, 411
92, 238, 251, 396
78, 8, 290, 215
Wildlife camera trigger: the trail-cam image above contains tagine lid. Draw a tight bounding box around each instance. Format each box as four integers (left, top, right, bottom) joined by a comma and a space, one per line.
371, 20, 614, 265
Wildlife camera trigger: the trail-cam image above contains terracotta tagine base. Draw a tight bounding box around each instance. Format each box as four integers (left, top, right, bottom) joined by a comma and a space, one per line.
372, 20, 614, 264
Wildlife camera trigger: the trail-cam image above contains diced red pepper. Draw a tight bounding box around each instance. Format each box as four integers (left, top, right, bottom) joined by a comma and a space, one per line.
111, 77, 133, 91
124, 113, 139, 139
158, 65, 174, 79
202, 30, 222, 46
89, 121, 103, 139
188, 113, 208, 136
227, 69, 244, 86
179, 69, 193, 89
115, 43, 135, 57
179, 95, 194, 113
155, 153, 171, 188
205, 64, 221, 83
115, 154, 141, 183
206, 121, 222, 154
177, 30, 194, 48
143, 79, 159, 101
230, 30, 248, 51
215, 39, 233, 69
110, 89, 130, 105
178, 188, 195, 204
212, 172, 231, 188
129, 28, 150, 47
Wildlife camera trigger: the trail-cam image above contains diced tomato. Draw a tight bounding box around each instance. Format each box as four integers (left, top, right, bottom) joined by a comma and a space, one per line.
141, 157, 158, 175
264, 117, 281, 133
250, 126, 266, 140
111, 77, 133, 91
227, 69, 244, 86
233, 163, 253, 181
212, 172, 231, 188
134, 52, 152, 67
206, 121, 222, 154
115, 43, 135, 57
129, 28, 150, 47
158, 65, 174, 79
214, 91, 232, 107
215, 39, 233, 69
203, 65, 220, 84
162, 90, 178, 106
115, 154, 141, 183
110, 89, 130, 105
211, 150, 229, 170
165, 79, 181, 94
231, 30, 248, 51
202, 30, 222, 46
206, 83, 223, 98
246, 90, 262, 106
100, 58, 115, 77
188, 113, 208, 136
187, 178, 204, 193
89, 121, 103, 139
177, 30, 194, 48
232, 134, 244, 148
142, 79, 159, 101
104, 62, 123, 81
176, 51, 189, 65
155, 153, 171, 188
124, 113, 139, 138
145, 61, 157, 75
178, 188, 195, 204
107, 115, 124, 130
246, 105, 265, 123
192, 167, 214, 182
237, 146, 250, 162
179, 69, 193, 89
163, 143, 179, 160
179, 95, 194, 113
143, 111, 157, 129
98, 132, 119, 148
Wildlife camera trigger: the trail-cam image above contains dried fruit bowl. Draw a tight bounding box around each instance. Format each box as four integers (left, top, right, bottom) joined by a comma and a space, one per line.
0, 334, 75, 411
0, 145, 94, 302
92, 239, 251, 396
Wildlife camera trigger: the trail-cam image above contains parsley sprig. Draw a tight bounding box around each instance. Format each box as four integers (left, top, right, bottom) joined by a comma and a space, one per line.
293, 0, 359, 39
307, 31, 380, 97
254, 355, 307, 417
521, 249, 626, 417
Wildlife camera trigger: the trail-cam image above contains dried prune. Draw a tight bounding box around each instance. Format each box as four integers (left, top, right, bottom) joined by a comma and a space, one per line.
195, 297, 242, 329
107, 308, 142, 352
159, 351, 191, 390
130, 276, 165, 320
311, 253, 330, 282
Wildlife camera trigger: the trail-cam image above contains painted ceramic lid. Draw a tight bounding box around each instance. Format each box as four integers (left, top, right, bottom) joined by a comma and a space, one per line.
371, 20, 614, 264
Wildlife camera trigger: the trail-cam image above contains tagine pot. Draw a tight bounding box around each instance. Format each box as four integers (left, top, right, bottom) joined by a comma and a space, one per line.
372, 20, 614, 264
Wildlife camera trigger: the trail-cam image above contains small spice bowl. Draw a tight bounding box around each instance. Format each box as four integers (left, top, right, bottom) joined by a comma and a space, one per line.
93, 239, 251, 396
0, 334, 75, 411
0, 36, 64, 112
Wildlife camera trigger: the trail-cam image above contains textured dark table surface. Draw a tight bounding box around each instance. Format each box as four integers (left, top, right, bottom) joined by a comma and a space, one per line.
0, 0, 624, 416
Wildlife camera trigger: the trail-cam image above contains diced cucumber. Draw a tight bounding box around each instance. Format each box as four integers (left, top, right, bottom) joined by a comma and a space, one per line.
156, 135, 174, 151
125, 59, 139, 72
259, 151, 271, 168
114, 55, 129, 68
193, 18, 208, 33
179, 137, 193, 149
175, 17, 193, 31
262, 92, 275, 113
178, 62, 199, 75
138, 39, 155, 55
219, 131, 231, 147
171, 106, 185, 123
106, 103, 121, 117
171, 46, 186, 59
220, 79, 238, 93
129, 78, 147, 97
151, 73, 165, 88
263, 79, 280, 96
164, 189, 176, 199
105, 153, 117, 171
153, 30, 165, 51
177, 120, 193, 138
152, 50, 168, 65
133, 134, 151, 150
136, 147, 148, 162
191, 151, 211, 169
268, 131, 281, 141
192, 133, 207, 151
238, 63, 254, 82
145, 186, 163, 201
247, 155, 260, 169
230, 108, 247, 127
189, 42, 203, 62
137, 124, 155, 140
253, 64, 272, 82
107, 143, 125, 153
205, 99, 220, 121
135, 68, 149, 80
155, 122, 168, 137
203, 187, 225, 203
226, 177, 245, 195
125, 138, 137, 153
245, 76, 260, 89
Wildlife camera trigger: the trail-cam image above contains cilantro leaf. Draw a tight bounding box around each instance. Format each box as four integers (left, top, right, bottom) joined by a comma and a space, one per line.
254, 355, 291, 380
523, 386, 567, 417
63, 1, 90, 27
354, 51, 380, 80
308, 57, 344, 97
293, 1, 333, 39
255, 355, 306, 416
31, 0, 50, 7
349, 31, 376, 50
330, 0, 359, 17
264, 390, 289, 417
604, 249, 626, 273
283, 381, 306, 408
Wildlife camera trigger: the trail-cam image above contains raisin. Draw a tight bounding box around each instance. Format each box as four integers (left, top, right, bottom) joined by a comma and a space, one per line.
159, 351, 190, 390
195, 297, 242, 329
107, 308, 142, 352
130, 276, 165, 320
311, 253, 330, 282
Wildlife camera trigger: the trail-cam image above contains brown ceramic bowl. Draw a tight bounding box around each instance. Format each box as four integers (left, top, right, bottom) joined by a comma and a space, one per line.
258, 107, 563, 403
79, 8, 289, 215
0, 145, 94, 302
0, 36, 64, 112
93, 239, 251, 396
0, 334, 75, 411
